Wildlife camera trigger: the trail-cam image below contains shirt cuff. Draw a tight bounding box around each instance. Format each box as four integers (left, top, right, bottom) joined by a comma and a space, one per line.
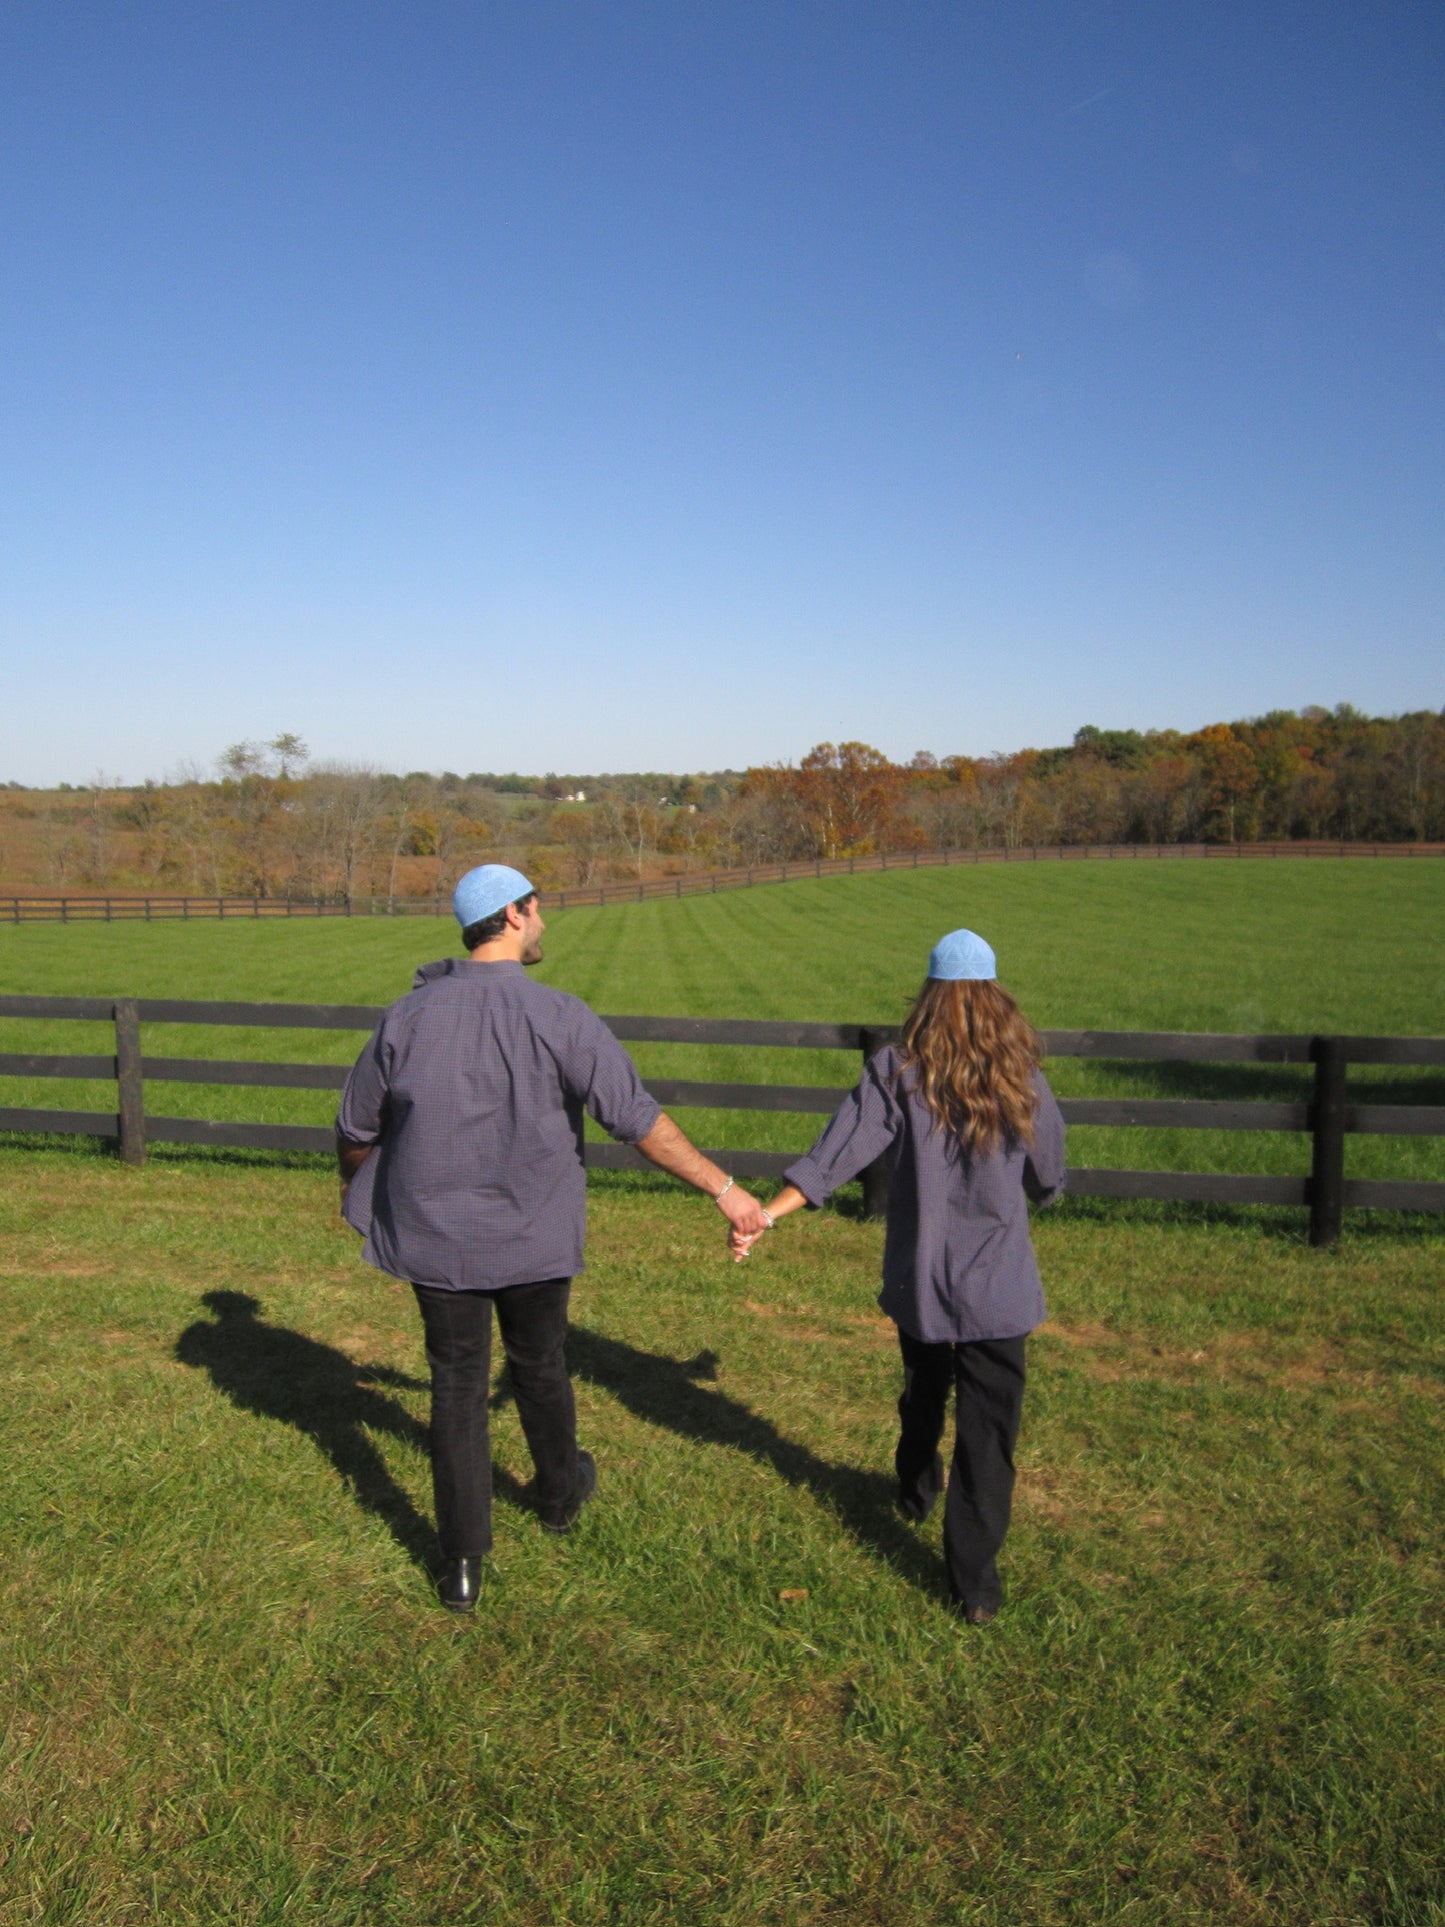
611, 1096, 662, 1146
783, 1157, 830, 1208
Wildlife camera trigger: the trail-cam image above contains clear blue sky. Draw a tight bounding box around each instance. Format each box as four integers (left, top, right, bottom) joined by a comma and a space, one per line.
3, 1, 1442, 785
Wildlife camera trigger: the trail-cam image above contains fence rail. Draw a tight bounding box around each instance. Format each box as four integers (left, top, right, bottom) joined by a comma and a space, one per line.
5, 839, 1443, 923
1, 995, 1442, 1245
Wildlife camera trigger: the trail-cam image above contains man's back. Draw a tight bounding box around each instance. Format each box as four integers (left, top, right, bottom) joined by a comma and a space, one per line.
338, 957, 659, 1292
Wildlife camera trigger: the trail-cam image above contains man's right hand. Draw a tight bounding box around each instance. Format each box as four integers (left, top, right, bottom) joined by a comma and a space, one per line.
336, 1137, 374, 1217
715, 1184, 771, 1240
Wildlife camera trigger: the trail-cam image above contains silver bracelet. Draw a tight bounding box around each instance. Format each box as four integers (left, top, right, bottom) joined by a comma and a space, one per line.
714, 1176, 735, 1206
760, 1207, 775, 1230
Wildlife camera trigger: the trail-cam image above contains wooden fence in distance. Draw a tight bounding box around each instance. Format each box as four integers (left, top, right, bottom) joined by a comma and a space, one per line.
4, 839, 1443, 923
2, 995, 1442, 1247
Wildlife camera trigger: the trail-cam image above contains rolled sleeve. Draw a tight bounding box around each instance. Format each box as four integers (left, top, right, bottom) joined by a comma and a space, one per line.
336, 1025, 389, 1146
565, 1012, 661, 1146
1023, 1071, 1066, 1205
785, 1054, 902, 1206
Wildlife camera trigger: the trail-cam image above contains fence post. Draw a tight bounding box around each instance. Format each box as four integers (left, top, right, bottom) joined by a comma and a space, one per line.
859, 1026, 893, 1220
114, 999, 146, 1167
1308, 1037, 1347, 1247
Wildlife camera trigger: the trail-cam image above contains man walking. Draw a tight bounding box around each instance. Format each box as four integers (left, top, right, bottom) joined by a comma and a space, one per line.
336, 864, 769, 1612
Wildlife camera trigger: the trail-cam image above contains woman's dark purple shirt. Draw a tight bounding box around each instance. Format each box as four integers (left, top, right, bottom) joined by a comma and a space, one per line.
783, 1045, 1065, 1343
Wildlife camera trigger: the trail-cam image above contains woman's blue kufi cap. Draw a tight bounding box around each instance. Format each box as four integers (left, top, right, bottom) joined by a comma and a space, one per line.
927, 928, 997, 981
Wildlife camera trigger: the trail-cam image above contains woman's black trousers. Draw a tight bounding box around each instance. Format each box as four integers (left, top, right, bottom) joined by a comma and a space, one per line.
894, 1329, 1028, 1617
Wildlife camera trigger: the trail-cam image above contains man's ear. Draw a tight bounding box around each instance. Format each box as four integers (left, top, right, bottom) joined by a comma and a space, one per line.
503, 898, 529, 930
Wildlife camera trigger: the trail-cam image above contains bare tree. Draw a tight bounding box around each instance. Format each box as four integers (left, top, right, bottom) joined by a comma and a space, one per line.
598, 783, 659, 879
297, 765, 388, 901
159, 763, 229, 892
383, 778, 421, 902
554, 807, 609, 885
81, 772, 119, 883
38, 797, 80, 887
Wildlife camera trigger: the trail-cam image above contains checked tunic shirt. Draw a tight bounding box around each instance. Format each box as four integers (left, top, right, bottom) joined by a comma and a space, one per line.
337, 958, 660, 1292
783, 1045, 1066, 1343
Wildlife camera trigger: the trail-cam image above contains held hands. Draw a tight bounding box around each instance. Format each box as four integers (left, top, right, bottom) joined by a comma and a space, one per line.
728, 1220, 765, 1264
714, 1180, 772, 1241
719, 1182, 805, 1261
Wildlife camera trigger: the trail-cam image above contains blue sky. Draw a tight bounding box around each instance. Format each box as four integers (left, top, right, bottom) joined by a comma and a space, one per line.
2, 1, 1442, 785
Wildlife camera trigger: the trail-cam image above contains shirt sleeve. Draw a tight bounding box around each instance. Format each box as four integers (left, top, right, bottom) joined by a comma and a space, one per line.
1023, 1069, 1066, 1205
562, 1006, 662, 1146
335, 1022, 390, 1147
784, 1051, 903, 1207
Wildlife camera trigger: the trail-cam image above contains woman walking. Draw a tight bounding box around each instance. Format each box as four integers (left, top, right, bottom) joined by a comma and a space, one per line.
730, 929, 1065, 1622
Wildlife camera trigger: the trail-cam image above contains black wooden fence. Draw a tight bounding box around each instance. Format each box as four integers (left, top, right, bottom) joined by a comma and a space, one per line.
5, 839, 1444, 923
1, 994, 1442, 1247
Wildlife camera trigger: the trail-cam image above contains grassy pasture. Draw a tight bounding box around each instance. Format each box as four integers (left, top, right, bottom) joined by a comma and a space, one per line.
1, 858, 1442, 1185
2, 861, 1443, 1921
1, 1151, 1441, 1924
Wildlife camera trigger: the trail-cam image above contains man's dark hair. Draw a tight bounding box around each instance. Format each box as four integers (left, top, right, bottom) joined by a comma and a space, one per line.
461, 893, 536, 952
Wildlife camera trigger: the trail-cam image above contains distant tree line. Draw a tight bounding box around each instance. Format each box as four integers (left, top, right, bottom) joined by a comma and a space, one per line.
739, 706, 1445, 862
2, 705, 1440, 897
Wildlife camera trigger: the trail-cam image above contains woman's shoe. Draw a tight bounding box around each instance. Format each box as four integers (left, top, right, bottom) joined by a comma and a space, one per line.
539, 1449, 597, 1533
897, 1453, 945, 1522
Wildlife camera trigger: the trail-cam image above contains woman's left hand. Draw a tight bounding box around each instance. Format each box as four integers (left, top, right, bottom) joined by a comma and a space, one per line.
728, 1223, 762, 1263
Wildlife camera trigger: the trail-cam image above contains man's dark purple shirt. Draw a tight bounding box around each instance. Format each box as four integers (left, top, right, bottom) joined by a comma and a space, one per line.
784, 1045, 1066, 1343
337, 958, 660, 1292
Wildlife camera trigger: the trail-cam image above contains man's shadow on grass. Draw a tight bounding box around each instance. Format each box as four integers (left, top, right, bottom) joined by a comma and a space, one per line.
553, 1325, 943, 1594
175, 1290, 471, 1572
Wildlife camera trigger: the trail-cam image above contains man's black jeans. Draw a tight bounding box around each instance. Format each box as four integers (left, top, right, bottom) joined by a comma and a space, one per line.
894, 1329, 1028, 1616
412, 1277, 577, 1557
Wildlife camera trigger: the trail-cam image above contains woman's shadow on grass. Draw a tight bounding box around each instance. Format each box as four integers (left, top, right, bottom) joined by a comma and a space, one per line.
557, 1326, 943, 1594
175, 1290, 457, 1571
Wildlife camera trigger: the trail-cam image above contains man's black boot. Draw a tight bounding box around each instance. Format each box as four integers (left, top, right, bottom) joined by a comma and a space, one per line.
437, 1555, 484, 1613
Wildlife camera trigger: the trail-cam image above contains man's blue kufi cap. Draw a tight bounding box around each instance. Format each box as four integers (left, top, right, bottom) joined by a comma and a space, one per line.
453, 864, 535, 929
927, 928, 997, 981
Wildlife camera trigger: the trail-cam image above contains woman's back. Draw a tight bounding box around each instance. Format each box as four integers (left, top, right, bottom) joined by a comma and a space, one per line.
785, 1041, 1065, 1342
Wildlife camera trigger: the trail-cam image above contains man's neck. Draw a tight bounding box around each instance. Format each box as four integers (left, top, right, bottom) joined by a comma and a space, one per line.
467, 940, 526, 964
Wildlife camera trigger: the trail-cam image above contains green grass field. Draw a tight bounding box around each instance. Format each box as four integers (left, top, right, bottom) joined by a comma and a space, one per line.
2, 859, 1443, 1184
1, 1152, 1441, 1924
2, 862, 1443, 1923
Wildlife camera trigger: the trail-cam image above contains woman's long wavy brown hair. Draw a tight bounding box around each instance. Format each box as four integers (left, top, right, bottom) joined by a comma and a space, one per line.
898, 977, 1042, 1156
